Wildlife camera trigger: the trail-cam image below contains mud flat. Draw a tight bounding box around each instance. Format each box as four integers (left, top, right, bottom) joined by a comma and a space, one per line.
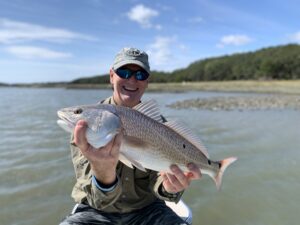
168, 94, 300, 111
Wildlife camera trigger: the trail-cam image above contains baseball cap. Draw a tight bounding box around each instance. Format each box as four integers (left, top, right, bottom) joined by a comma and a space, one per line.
112, 47, 150, 74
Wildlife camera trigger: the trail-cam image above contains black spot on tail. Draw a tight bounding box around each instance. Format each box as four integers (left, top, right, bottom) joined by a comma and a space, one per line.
208, 159, 211, 165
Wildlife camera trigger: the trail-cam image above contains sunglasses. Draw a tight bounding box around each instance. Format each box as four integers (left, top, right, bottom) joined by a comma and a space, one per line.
115, 68, 149, 81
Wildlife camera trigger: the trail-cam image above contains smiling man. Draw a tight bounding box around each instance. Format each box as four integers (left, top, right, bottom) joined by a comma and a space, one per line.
110, 51, 150, 108
60, 47, 201, 225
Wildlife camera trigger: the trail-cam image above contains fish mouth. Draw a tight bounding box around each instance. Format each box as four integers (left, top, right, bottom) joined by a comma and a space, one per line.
123, 86, 139, 92
57, 111, 75, 126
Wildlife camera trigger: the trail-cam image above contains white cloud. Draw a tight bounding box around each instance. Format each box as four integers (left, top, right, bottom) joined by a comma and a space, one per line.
127, 4, 160, 29
147, 36, 176, 66
289, 31, 300, 43
6, 46, 72, 59
0, 18, 97, 44
217, 34, 252, 47
146, 36, 191, 72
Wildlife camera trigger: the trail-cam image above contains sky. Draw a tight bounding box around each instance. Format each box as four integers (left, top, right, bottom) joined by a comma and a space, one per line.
0, 0, 299, 84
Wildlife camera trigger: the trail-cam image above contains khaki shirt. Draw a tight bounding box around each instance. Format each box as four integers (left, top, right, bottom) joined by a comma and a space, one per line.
70, 97, 183, 213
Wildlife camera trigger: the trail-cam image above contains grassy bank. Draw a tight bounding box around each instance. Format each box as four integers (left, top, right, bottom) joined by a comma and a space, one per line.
147, 80, 300, 94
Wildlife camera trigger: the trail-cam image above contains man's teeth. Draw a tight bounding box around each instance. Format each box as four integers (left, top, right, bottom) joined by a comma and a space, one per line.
124, 86, 138, 91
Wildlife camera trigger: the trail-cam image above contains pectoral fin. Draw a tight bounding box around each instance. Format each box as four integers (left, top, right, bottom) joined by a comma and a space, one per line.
119, 152, 147, 172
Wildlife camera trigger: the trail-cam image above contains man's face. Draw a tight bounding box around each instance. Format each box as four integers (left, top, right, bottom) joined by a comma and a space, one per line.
110, 64, 149, 108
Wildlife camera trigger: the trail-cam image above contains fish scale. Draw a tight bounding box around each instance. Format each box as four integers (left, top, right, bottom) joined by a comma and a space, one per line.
118, 108, 185, 163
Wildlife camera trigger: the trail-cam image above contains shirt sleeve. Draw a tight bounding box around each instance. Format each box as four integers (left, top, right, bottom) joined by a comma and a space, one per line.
86, 173, 122, 209
150, 171, 184, 203
69, 136, 123, 210
92, 175, 118, 192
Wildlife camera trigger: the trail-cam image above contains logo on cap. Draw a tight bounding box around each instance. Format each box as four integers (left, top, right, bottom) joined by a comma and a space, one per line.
126, 48, 141, 56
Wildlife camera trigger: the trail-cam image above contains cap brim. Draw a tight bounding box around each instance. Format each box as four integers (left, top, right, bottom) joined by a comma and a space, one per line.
113, 60, 150, 74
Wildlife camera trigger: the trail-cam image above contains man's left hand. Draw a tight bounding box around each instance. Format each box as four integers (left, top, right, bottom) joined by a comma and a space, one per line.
160, 163, 202, 193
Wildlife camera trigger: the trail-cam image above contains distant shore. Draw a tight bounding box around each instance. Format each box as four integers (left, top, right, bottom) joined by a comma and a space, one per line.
2, 80, 300, 95
2, 80, 300, 111
68, 80, 300, 111
65, 80, 300, 95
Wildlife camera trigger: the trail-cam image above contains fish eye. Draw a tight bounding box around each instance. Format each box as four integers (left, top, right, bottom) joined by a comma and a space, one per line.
74, 108, 83, 114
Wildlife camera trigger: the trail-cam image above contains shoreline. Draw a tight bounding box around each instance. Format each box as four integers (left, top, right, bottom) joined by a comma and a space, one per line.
1, 80, 300, 95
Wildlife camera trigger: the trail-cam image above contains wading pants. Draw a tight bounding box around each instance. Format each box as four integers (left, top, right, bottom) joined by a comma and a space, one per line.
59, 200, 189, 225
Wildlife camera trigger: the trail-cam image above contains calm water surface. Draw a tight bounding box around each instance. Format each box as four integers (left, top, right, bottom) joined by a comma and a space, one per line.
0, 87, 299, 225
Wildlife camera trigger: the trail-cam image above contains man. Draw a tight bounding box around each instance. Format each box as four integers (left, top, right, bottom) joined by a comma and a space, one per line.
60, 47, 201, 225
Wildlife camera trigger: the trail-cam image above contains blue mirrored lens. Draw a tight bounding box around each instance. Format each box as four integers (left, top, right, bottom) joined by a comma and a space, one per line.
135, 71, 145, 80
116, 69, 149, 81
116, 69, 130, 79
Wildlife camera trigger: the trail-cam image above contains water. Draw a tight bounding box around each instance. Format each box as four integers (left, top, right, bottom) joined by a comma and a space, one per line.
0, 87, 299, 225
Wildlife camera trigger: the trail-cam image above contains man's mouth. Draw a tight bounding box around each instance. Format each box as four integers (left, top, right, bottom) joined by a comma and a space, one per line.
123, 86, 138, 92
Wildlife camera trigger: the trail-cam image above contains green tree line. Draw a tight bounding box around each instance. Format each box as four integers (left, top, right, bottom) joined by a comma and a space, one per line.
72, 44, 300, 84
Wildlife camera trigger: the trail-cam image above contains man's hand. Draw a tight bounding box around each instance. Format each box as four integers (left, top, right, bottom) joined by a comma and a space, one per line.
160, 164, 202, 193
73, 120, 122, 185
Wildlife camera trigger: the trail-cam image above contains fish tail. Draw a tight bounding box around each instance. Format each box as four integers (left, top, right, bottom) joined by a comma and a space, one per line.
213, 157, 237, 191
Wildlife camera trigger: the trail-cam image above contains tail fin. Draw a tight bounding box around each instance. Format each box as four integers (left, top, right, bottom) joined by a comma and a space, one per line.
213, 157, 237, 191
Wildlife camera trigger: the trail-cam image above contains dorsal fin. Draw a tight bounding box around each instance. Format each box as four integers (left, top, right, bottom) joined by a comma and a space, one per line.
164, 119, 209, 158
133, 99, 163, 123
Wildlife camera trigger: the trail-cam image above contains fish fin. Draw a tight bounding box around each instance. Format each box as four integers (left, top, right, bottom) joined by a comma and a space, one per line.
57, 120, 73, 133
133, 99, 163, 123
164, 119, 209, 158
213, 157, 237, 191
119, 152, 134, 169
89, 110, 120, 132
86, 129, 119, 149
119, 152, 147, 172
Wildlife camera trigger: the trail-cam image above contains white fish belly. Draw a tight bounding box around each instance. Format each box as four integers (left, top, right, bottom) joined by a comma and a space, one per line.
120, 141, 188, 173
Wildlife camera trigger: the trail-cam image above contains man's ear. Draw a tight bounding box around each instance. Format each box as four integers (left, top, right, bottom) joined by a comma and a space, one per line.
109, 68, 114, 85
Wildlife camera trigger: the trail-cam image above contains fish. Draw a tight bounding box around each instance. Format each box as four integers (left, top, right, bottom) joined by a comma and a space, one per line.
57, 99, 237, 190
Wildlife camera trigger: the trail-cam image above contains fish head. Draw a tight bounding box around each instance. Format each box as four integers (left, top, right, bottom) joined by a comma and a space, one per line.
57, 105, 121, 148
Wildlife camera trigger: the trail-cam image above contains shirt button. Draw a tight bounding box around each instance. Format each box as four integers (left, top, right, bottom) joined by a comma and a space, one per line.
125, 177, 129, 181
122, 194, 126, 198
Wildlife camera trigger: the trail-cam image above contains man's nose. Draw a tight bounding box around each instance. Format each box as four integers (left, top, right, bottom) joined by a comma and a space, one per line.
127, 74, 138, 82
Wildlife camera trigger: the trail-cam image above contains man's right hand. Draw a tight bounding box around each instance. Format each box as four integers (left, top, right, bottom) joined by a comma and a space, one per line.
73, 120, 122, 185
